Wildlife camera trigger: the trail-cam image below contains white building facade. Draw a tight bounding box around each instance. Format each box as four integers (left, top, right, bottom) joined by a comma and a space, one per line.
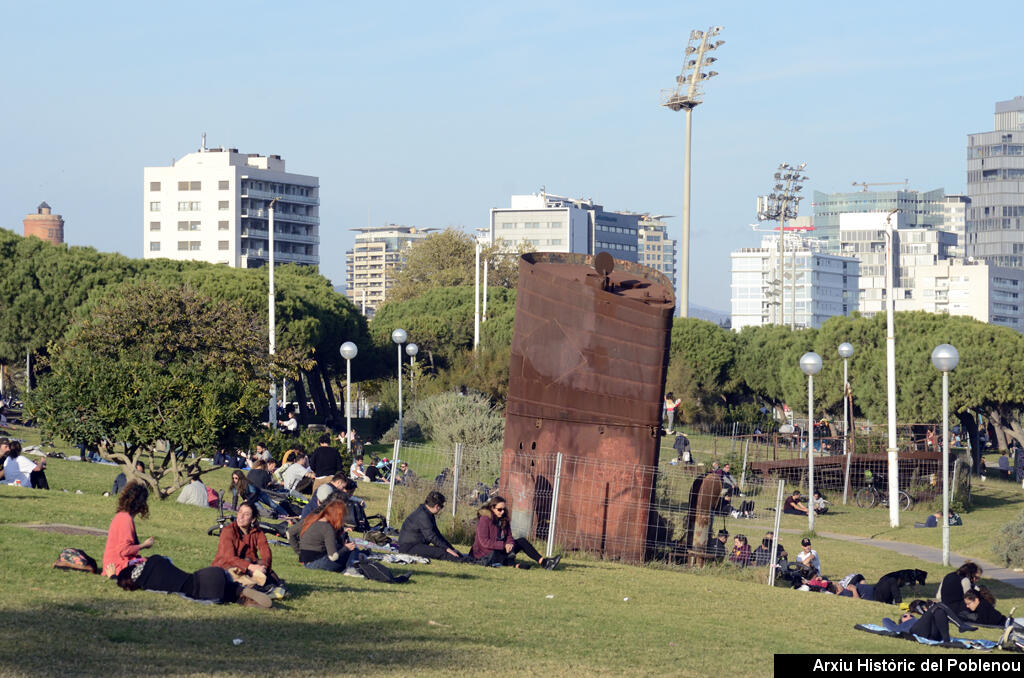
344, 225, 434, 317
143, 146, 319, 268
489, 191, 639, 263
636, 214, 677, 289
730, 234, 860, 330
903, 259, 1024, 331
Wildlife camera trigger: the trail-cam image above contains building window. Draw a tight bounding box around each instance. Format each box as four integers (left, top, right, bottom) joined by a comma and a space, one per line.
218, 200, 229, 210
149, 221, 161, 231
150, 202, 160, 211
177, 201, 201, 211
218, 241, 229, 251
150, 242, 161, 252
190, 241, 201, 251
219, 180, 229, 190
177, 221, 200, 231
150, 181, 161, 191
177, 181, 201, 191
177, 241, 189, 251
218, 220, 229, 230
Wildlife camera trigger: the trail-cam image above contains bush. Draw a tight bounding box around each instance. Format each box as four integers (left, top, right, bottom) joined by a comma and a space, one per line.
411, 390, 504, 449
993, 509, 1024, 567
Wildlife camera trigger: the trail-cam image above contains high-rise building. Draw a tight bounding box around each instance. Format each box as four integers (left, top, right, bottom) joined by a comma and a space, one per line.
812, 187, 946, 251
344, 225, 434, 317
636, 214, 677, 287
903, 259, 1024, 331
941, 194, 970, 259
966, 96, 1024, 268
23, 202, 64, 245
838, 212, 957, 316
730, 234, 859, 330
489, 191, 639, 263
143, 144, 319, 268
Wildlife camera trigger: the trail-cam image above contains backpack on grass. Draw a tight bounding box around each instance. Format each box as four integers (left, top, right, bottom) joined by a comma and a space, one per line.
53, 548, 99, 574
356, 559, 411, 583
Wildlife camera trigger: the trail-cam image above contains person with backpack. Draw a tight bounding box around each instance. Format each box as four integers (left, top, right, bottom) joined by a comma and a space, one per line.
471, 496, 561, 570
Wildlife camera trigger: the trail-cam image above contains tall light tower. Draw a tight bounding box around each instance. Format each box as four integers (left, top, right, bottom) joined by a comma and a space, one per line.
756, 163, 807, 326
661, 26, 724, 318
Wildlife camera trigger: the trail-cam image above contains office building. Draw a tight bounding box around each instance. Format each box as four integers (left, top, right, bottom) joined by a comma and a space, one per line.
904, 259, 1024, 331
941, 194, 969, 258
489, 191, 639, 263
966, 96, 1024, 268
838, 212, 957, 316
812, 187, 946, 251
636, 214, 677, 287
730, 234, 859, 330
23, 202, 64, 245
143, 144, 319, 268
345, 225, 434, 317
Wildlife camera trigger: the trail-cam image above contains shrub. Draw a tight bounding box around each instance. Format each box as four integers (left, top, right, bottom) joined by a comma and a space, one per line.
993, 509, 1024, 567
412, 390, 504, 449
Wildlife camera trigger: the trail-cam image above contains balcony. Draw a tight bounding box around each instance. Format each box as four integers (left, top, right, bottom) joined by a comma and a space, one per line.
241, 228, 319, 244
241, 208, 318, 225
240, 248, 318, 264
241, 186, 320, 206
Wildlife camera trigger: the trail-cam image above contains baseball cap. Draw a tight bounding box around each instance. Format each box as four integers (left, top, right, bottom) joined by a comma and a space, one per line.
801, 538, 811, 546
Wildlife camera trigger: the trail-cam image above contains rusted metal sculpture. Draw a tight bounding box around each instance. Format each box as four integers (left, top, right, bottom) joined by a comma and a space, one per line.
680, 473, 723, 565
500, 252, 674, 563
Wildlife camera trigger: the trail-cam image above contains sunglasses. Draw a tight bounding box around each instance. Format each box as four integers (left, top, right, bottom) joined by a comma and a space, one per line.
493, 507, 506, 512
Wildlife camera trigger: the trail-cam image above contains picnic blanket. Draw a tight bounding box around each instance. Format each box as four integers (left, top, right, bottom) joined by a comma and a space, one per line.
855, 623, 1000, 650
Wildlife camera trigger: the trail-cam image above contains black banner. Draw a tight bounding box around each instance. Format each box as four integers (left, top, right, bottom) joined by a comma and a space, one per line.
776, 654, 1024, 676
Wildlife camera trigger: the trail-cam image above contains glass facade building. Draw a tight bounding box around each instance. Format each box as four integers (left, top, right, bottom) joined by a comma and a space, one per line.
812, 188, 946, 251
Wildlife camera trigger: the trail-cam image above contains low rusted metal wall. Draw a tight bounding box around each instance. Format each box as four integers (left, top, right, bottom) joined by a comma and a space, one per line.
500, 252, 674, 562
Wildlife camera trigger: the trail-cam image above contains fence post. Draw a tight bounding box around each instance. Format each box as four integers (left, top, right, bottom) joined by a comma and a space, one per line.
545, 452, 564, 558
451, 442, 464, 525
739, 439, 750, 491
730, 422, 738, 455
768, 479, 785, 587
951, 457, 961, 503
385, 439, 401, 527
842, 439, 853, 505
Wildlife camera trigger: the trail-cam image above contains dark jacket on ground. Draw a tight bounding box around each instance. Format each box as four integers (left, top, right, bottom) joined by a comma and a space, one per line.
398, 504, 454, 554
135, 555, 238, 603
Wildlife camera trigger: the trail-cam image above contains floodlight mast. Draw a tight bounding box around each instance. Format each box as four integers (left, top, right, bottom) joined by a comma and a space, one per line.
661, 26, 724, 318
756, 163, 807, 326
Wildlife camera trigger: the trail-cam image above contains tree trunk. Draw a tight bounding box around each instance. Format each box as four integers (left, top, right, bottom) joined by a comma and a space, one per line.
1007, 417, 1024, 449
293, 374, 309, 422
988, 407, 1010, 451
316, 361, 340, 425
302, 366, 331, 425
956, 411, 981, 472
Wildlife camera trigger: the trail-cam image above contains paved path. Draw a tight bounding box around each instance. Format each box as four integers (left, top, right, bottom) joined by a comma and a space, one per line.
781, 527, 1024, 591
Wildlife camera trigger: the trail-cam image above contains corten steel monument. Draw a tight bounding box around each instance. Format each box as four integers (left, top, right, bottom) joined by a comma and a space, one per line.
500, 252, 675, 563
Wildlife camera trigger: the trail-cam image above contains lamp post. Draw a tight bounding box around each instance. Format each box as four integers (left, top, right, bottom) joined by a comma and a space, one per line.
473, 242, 481, 351
340, 342, 358, 452
406, 343, 418, 398
838, 342, 854, 504
883, 208, 902, 527
931, 343, 959, 567
267, 197, 281, 429
800, 351, 822, 532
392, 329, 407, 441
756, 163, 807, 326
661, 26, 724, 318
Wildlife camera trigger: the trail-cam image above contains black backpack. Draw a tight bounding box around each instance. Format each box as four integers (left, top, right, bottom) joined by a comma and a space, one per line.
356, 560, 411, 583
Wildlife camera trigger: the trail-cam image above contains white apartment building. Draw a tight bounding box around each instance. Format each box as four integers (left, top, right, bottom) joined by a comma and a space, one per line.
730, 234, 860, 330
489, 191, 639, 263
143, 145, 319, 268
839, 212, 957, 316
904, 259, 1024, 331
941, 194, 969, 259
344, 225, 434, 317
636, 214, 677, 287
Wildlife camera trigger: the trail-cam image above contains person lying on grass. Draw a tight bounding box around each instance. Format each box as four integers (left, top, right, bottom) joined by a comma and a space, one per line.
287, 497, 361, 575
881, 593, 980, 642
471, 496, 561, 570
117, 554, 271, 608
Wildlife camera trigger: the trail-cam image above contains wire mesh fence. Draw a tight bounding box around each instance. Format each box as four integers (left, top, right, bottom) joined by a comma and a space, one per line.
378, 434, 958, 568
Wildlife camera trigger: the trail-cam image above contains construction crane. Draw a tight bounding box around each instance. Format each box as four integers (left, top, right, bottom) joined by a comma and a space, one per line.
851, 179, 909, 191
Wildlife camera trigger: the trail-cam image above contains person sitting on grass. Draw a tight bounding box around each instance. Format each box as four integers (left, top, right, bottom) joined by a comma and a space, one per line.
116, 553, 271, 608
940, 561, 1020, 627
796, 538, 820, 575
112, 461, 146, 496
287, 497, 360, 575
279, 449, 315, 497
881, 593, 980, 641
349, 455, 370, 482
246, 460, 287, 518
783, 490, 809, 516
752, 531, 787, 566
176, 470, 210, 508
812, 490, 828, 515
212, 501, 286, 598
102, 481, 156, 578
2, 441, 46, 488
707, 528, 728, 562
471, 496, 561, 570
728, 534, 752, 567
397, 490, 465, 562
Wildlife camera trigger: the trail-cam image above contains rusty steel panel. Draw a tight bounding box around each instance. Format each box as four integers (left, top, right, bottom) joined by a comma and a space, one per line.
501, 252, 675, 563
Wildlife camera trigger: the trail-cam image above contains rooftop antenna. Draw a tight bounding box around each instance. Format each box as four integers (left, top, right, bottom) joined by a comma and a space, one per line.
201, 132, 207, 152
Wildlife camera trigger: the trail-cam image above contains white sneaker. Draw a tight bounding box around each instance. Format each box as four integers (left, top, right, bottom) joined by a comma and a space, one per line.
342, 567, 365, 578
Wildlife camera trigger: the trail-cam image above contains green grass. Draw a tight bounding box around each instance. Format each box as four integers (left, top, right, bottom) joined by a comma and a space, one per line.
3, 425, 1024, 676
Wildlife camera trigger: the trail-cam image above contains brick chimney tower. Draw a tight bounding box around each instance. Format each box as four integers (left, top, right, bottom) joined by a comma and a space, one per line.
23, 202, 64, 245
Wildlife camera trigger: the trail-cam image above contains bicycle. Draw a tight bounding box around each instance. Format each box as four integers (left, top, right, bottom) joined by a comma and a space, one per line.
855, 484, 913, 511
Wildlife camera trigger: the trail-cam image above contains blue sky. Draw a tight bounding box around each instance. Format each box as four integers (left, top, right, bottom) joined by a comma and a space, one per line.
2, 1, 1022, 311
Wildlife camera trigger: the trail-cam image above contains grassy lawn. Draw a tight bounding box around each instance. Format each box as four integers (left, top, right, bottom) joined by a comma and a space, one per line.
3, 425, 1024, 676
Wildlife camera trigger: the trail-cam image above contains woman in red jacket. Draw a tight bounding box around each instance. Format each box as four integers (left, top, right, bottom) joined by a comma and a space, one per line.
471, 496, 561, 570
211, 502, 286, 598
103, 481, 155, 577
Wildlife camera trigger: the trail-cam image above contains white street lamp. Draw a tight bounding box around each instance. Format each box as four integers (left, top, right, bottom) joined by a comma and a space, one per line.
931, 343, 959, 567
340, 341, 358, 452
800, 351, 822, 532
838, 342, 854, 504
392, 329, 407, 441
267, 196, 281, 428
406, 343, 419, 398
661, 26, 724, 318
883, 208, 902, 527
